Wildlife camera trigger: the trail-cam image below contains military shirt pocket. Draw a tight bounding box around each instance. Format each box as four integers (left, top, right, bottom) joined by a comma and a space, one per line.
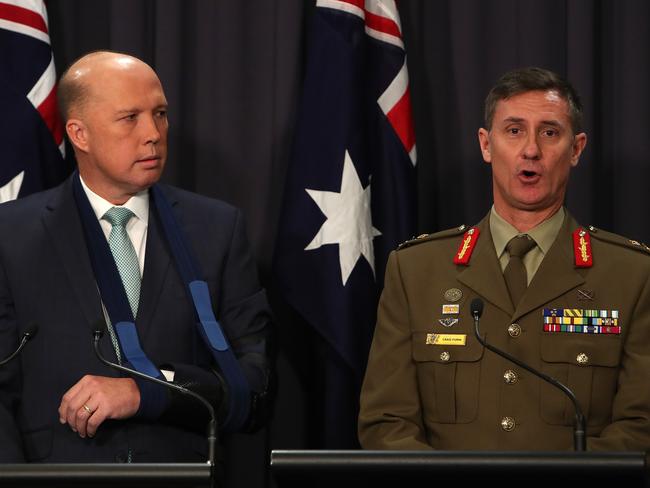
539, 334, 621, 426
412, 332, 484, 424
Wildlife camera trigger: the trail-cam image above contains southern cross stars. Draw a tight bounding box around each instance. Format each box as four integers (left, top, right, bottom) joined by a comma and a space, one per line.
304, 150, 381, 285
0, 171, 24, 203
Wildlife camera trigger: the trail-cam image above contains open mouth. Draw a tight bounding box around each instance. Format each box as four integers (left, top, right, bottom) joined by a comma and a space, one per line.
518, 169, 541, 183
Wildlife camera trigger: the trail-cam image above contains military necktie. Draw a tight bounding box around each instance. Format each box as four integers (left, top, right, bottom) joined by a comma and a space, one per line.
102, 207, 141, 317
504, 234, 536, 307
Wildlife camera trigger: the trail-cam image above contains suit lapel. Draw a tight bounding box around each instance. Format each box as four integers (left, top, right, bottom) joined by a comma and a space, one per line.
457, 216, 514, 316
514, 214, 585, 321
135, 189, 174, 342
42, 179, 103, 326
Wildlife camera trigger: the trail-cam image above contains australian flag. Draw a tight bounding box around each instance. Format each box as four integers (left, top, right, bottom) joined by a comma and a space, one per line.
274, 0, 416, 447
0, 0, 69, 203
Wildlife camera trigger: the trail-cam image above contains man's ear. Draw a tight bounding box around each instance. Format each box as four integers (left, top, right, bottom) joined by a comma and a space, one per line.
570, 132, 587, 167
65, 118, 89, 153
478, 128, 492, 163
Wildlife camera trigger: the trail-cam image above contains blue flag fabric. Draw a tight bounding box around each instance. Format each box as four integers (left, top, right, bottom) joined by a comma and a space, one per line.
274, 0, 417, 444
0, 0, 69, 203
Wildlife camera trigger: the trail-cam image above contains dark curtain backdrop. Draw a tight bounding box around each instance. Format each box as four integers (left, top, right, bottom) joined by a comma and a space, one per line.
44, 1, 650, 487
400, 0, 650, 238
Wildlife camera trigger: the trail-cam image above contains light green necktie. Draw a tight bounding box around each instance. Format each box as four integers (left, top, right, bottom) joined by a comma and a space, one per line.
102, 207, 141, 318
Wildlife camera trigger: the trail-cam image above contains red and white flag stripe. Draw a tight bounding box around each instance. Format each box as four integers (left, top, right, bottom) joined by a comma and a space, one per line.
0, 0, 64, 156
316, 0, 416, 165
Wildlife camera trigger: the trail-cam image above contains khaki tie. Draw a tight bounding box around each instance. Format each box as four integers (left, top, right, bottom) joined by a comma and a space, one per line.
504, 234, 536, 307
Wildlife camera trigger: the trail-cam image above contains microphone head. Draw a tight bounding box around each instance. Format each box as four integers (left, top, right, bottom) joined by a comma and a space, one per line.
23, 323, 38, 339
92, 319, 106, 338
470, 298, 484, 319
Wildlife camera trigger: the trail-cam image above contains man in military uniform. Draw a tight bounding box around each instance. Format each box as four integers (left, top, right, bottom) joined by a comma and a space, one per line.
358, 67, 650, 450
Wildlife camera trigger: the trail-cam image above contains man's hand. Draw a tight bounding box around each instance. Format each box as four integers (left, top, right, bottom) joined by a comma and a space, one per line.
58, 375, 140, 438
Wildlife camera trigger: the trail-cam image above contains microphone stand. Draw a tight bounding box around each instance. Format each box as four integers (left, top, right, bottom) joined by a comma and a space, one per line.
92, 329, 218, 486
471, 303, 586, 451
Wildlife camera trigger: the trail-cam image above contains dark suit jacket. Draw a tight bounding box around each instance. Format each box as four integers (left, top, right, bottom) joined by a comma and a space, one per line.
0, 176, 271, 463
359, 211, 650, 450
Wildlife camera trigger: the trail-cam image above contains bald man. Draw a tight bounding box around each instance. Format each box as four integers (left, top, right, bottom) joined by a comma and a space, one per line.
0, 51, 272, 463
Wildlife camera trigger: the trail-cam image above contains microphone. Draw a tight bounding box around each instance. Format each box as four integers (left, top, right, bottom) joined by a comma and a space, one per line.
91, 323, 218, 480
470, 298, 586, 451
0, 323, 38, 366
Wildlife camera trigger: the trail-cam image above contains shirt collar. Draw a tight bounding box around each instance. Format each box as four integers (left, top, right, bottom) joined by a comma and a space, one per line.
79, 176, 149, 225
490, 205, 565, 258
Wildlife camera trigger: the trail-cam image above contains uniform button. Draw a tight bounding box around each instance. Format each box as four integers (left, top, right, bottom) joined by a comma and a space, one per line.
501, 416, 516, 432
576, 353, 589, 365
503, 369, 518, 384
439, 351, 451, 362
508, 323, 521, 337
114, 452, 127, 463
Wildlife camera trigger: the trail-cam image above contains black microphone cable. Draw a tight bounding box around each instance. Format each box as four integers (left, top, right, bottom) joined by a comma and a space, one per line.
92, 325, 218, 485
0, 323, 38, 366
470, 298, 586, 451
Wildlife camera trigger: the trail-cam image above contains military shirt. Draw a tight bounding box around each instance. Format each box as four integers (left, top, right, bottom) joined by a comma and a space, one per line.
491, 206, 565, 284
359, 211, 650, 451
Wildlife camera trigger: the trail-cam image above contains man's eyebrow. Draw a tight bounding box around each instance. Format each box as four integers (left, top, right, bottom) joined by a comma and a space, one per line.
115, 108, 139, 115
501, 116, 563, 127
114, 104, 168, 115
539, 119, 562, 127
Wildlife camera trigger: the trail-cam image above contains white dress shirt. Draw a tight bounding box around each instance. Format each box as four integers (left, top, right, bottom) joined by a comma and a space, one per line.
79, 176, 149, 275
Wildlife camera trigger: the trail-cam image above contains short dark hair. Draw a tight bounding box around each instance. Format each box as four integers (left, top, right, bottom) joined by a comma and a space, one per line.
484, 67, 583, 134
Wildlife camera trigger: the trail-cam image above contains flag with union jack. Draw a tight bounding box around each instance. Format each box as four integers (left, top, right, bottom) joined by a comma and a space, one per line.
274, 0, 417, 446
0, 0, 69, 203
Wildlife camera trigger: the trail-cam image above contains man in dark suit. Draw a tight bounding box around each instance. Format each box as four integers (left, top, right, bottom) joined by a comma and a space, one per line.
359, 67, 650, 450
0, 51, 271, 463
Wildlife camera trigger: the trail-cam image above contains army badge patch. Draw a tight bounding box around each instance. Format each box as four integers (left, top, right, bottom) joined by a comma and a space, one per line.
443, 288, 463, 302
442, 304, 460, 314
438, 318, 459, 328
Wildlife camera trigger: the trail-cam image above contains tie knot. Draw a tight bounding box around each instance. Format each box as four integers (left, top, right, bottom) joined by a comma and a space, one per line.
506, 234, 536, 258
103, 207, 135, 227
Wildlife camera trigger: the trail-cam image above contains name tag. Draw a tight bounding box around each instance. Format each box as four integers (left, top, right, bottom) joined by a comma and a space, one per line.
426, 333, 466, 346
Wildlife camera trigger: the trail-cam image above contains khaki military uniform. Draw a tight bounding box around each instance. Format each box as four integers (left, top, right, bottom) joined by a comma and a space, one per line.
359, 211, 650, 450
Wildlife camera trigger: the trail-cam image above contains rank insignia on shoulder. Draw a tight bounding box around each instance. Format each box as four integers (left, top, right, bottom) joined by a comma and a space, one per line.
453, 227, 480, 265
572, 228, 593, 268
588, 226, 650, 254
397, 233, 431, 250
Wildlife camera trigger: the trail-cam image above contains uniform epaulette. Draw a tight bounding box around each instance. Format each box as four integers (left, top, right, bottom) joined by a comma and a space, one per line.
586, 225, 650, 254
397, 225, 468, 251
